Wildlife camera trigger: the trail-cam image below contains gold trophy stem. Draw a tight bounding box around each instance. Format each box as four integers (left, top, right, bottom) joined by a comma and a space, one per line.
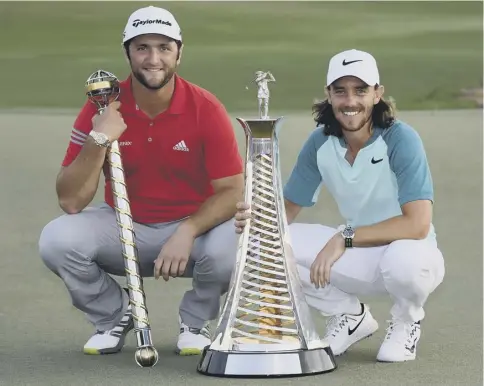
85, 69, 159, 368
99, 107, 159, 368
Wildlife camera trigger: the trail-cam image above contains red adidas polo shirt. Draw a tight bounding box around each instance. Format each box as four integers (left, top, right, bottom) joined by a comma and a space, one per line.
62, 74, 243, 223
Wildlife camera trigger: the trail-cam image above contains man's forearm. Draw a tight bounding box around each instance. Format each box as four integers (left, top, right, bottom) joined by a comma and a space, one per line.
179, 187, 243, 238
56, 137, 107, 213
352, 215, 429, 247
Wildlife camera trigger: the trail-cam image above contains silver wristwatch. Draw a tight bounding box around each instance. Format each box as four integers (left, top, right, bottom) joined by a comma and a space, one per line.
89, 130, 110, 148
339, 224, 355, 248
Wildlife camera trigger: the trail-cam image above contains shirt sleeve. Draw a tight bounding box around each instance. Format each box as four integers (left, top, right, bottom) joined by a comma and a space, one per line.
283, 129, 323, 207
202, 103, 244, 180
61, 101, 97, 167
386, 123, 434, 206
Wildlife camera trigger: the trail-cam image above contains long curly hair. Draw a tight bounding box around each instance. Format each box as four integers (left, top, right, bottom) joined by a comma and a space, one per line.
312, 88, 397, 137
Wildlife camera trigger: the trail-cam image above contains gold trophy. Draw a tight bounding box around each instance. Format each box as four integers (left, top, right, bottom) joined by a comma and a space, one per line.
85, 70, 158, 368
197, 72, 337, 377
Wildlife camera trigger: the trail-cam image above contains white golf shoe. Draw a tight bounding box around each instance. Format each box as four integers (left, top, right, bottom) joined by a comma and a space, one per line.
323, 303, 379, 356
376, 319, 421, 362
176, 316, 211, 356
83, 303, 134, 355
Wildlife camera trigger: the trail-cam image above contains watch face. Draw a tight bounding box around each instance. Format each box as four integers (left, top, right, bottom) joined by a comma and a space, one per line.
91, 131, 109, 147
98, 133, 108, 142
342, 228, 354, 238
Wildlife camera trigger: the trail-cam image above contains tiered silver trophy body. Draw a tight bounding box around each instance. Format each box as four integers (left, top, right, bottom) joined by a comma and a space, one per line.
85, 70, 158, 368
197, 71, 337, 377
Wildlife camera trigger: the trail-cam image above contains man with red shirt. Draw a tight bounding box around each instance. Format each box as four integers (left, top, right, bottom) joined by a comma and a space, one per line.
38, 6, 244, 357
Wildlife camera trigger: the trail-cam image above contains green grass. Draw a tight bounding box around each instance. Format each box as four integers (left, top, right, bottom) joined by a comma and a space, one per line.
0, 1, 482, 111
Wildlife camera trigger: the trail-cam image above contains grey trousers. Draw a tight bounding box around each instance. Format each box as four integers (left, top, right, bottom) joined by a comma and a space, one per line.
38, 203, 238, 331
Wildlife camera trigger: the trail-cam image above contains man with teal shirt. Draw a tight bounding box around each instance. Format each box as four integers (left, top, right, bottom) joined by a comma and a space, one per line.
234, 49, 445, 363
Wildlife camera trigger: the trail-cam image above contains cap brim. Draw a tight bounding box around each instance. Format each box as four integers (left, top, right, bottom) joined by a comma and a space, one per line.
327, 69, 378, 87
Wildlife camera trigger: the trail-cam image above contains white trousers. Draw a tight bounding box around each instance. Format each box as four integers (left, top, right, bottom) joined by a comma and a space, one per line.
290, 223, 445, 323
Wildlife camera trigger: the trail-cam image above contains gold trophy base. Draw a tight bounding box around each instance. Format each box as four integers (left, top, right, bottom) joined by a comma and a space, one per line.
135, 346, 159, 367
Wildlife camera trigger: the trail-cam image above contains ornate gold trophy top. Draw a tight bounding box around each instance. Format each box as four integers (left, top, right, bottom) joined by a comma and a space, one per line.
85, 70, 120, 112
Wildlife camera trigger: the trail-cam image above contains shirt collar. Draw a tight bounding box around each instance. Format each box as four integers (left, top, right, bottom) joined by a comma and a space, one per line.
337, 125, 382, 149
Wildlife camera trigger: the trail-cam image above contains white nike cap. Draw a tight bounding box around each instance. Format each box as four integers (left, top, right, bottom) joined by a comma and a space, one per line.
122, 6, 182, 44
326, 49, 380, 87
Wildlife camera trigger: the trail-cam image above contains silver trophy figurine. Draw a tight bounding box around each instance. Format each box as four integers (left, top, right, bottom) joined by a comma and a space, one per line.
255, 70, 275, 119
85, 70, 159, 368
197, 72, 337, 377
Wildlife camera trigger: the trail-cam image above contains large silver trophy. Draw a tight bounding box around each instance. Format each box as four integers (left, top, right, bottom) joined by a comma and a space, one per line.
85, 70, 158, 368
197, 71, 337, 377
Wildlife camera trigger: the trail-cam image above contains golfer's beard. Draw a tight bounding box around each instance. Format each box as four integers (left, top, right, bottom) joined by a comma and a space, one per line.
133, 68, 175, 90
340, 109, 372, 133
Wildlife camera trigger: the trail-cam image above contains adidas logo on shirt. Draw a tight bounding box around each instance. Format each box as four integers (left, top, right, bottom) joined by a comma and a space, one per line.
173, 140, 189, 152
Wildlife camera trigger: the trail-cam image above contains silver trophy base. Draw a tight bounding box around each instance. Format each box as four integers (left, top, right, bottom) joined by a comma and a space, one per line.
197, 346, 337, 378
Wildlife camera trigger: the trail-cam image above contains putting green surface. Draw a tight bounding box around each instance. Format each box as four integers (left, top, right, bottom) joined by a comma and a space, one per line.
0, 1, 482, 111
0, 108, 482, 386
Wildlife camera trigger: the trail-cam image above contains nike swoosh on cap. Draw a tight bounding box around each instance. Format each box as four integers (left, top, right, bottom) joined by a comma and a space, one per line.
342, 59, 363, 66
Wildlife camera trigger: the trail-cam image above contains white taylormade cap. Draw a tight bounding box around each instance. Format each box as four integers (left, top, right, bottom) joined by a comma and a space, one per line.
122, 6, 182, 44
326, 49, 380, 86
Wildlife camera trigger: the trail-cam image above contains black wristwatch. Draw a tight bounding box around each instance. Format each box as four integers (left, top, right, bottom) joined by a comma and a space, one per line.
340, 225, 355, 248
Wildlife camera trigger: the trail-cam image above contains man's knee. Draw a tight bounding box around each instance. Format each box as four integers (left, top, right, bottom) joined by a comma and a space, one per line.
38, 213, 93, 272
194, 220, 238, 283
380, 240, 445, 296
289, 223, 338, 268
